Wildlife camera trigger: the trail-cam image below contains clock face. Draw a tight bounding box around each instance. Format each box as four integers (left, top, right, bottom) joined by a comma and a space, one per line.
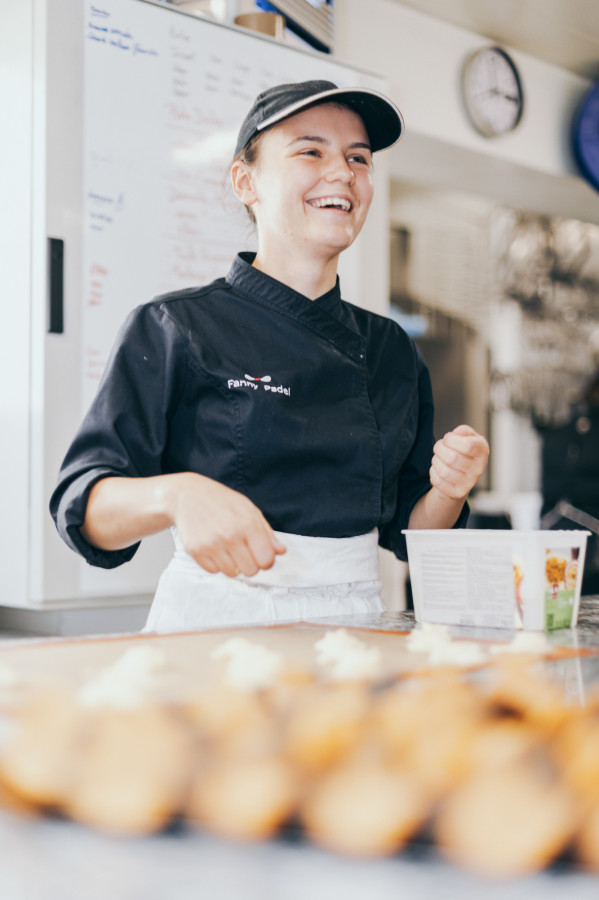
462, 46, 524, 137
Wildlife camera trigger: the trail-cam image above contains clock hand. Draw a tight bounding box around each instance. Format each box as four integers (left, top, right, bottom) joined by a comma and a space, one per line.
487, 53, 498, 89
474, 88, 519, 103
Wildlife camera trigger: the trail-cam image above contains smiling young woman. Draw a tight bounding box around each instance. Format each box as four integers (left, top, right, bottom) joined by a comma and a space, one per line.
231, 103, 374, 297
50, 80, 489, 633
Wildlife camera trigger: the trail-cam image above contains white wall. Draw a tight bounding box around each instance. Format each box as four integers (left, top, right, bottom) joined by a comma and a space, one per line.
0, 2, 34, 607
335, 0, 599, 224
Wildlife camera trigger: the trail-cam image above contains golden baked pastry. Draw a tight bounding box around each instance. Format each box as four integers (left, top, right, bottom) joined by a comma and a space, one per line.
301, 762, 431, 857
185, 687, 269, 743
0, 773, 38, 818
435, 757, 579, 878
282, 683, 369, 772
0, 690, 82, 808
187, 756, 300, 841
372, 676, 484, 797
484, 659, 568, 736
64, 706, 195, 835
458, 716, 542, 778
553, 710, 599, 808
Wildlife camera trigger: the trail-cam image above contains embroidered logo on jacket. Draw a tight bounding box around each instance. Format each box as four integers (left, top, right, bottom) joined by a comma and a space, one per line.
227, 373, 291, 396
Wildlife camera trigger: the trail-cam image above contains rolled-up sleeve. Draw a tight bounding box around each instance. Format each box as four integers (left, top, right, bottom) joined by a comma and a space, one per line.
49, 302, 187, 569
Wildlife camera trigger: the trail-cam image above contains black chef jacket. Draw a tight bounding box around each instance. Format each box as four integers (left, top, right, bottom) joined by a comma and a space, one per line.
50, 252, 468, 569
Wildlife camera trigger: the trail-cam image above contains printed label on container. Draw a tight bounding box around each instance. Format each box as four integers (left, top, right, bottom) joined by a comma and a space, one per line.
415, 544, 515, 629
544, 548, 580, 629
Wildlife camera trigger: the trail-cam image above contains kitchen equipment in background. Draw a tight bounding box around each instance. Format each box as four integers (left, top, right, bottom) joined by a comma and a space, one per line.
389, 226, 490, 464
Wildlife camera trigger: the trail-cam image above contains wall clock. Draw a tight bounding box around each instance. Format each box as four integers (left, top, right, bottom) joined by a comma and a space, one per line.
573, 80, 599, 193
462, 45, 524, 138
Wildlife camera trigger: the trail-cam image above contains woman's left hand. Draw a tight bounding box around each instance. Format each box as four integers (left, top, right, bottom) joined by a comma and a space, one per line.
429, 424, 489, 502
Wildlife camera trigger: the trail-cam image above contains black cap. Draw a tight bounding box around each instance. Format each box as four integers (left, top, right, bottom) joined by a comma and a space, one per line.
234, 79, 404, 158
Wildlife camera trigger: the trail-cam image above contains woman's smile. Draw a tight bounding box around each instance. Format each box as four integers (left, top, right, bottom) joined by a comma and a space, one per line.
306, 195, 354, 212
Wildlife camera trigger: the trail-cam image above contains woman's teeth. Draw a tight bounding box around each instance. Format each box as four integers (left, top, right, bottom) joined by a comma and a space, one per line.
309, 197, 352, 211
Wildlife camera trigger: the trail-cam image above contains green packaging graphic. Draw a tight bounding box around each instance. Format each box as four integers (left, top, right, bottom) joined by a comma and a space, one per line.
544, 550, 579, 630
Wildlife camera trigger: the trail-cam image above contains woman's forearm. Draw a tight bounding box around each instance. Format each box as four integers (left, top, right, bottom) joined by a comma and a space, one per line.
80, 474, 187, 551
407, 486, 465, 531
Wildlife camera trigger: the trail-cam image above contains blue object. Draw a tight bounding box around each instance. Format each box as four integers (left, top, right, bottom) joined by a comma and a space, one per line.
573, 80, 599, 193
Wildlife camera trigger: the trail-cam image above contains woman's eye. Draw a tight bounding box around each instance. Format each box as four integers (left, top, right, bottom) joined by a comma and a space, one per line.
300, 148, 322, 157
349, 154, 370, 165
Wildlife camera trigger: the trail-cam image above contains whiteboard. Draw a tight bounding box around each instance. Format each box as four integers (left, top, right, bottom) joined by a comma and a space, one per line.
77, 0, 386, 598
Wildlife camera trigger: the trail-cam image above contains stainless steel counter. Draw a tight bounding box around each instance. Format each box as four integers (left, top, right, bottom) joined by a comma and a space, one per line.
2, 811, 599, 900
2, 599, 599, 900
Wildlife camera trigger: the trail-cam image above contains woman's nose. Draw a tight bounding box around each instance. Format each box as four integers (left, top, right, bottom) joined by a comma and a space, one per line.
324, 154, 355, 185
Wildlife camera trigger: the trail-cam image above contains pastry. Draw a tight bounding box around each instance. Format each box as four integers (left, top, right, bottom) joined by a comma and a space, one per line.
0, 773, 38, 818
187, 756, 299, 841
435, 757, 579, 877
283, 683, 369, 772
301, 761, 431, 857
65, 706, 195, 835
484, 659, 568, 736
373, 676, 484, 796
185, 687, 269, 744
553, 710, 599, 807
0, 690, 82, 807
459, 716, 542, 777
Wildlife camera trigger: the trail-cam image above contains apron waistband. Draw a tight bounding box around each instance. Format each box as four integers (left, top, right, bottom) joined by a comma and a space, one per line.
170, 528, 380, 588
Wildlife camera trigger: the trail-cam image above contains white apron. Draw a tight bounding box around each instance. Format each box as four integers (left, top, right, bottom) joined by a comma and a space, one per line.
143, 527, 383, 633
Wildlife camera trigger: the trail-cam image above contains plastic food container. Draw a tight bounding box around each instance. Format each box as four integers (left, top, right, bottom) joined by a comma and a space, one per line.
402, 529, 590, 631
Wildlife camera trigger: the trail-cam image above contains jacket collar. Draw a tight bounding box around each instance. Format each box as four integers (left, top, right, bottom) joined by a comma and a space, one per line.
227, 251, 342, 308
225, 253, 365, 365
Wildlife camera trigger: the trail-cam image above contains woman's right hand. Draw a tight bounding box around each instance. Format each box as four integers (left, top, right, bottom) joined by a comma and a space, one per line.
82, 472, 286, 578
165, 473, 286, 578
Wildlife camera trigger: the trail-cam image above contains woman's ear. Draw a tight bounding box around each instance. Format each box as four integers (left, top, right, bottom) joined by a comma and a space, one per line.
230, 159, 257, 208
